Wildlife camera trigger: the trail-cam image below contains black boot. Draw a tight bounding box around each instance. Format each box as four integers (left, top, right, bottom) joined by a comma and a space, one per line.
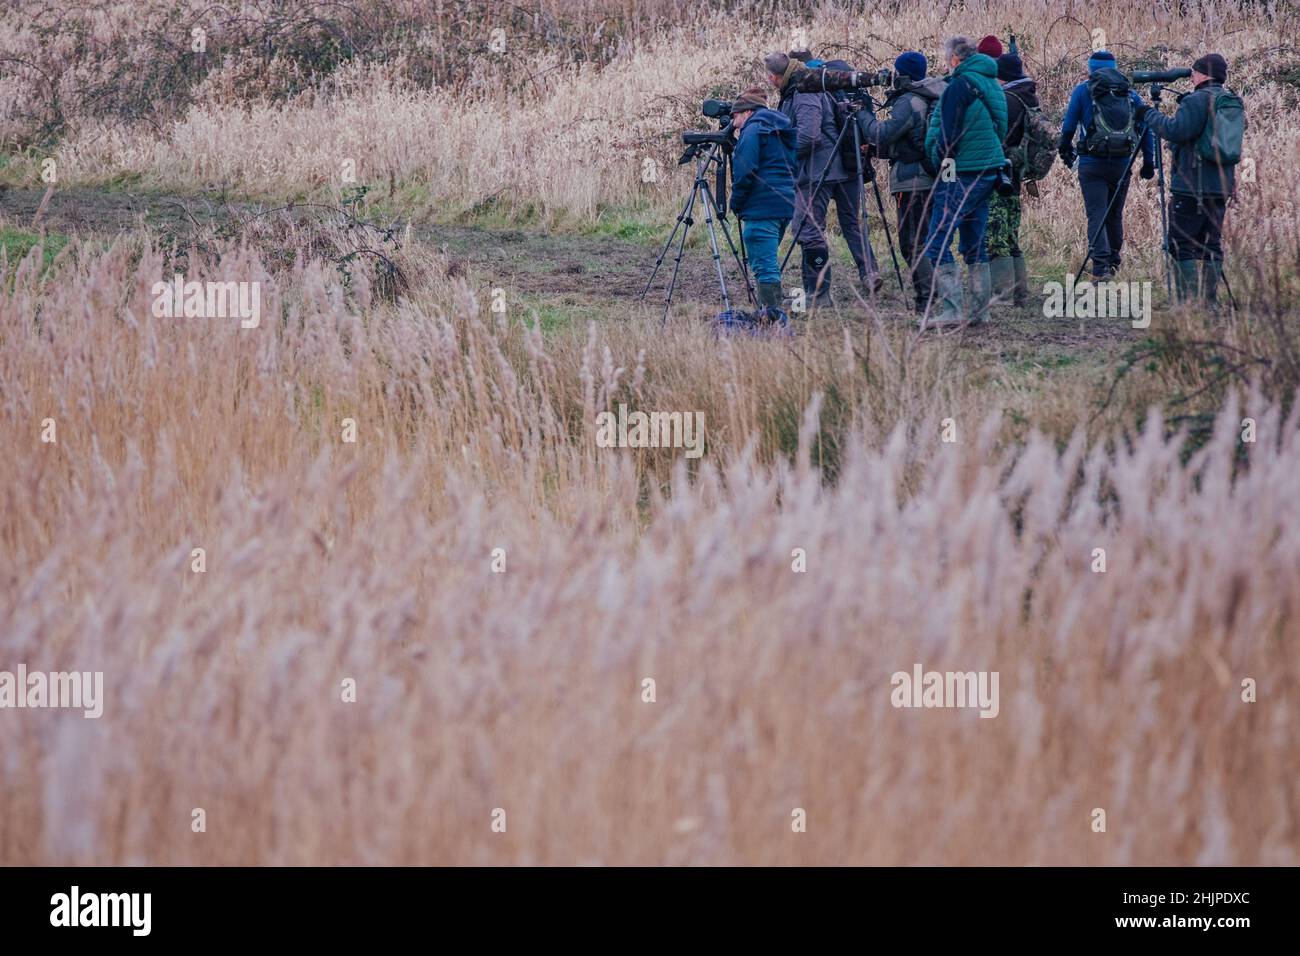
756, 282, 786, 323
911, 257, 935, 314
802, 245, 833, 309
1202, 260, 1223, 308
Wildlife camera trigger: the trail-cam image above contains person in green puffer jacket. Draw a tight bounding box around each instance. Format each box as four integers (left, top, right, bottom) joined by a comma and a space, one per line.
920, 38, 1009, 329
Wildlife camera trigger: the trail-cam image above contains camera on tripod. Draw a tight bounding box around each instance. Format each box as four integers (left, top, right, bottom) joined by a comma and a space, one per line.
1132, 68, 1192, 104
680, 99, 737, 160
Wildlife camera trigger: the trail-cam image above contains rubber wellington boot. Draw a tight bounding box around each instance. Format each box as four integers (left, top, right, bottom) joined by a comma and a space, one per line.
968, 260, 993, 326
1011, 255, 1030, 307
756, 282, 786, 322
1174, 259, 1199, 304
922, 261, 964, 329
1202, 260, 1223, 308
988, 257, 1015, 308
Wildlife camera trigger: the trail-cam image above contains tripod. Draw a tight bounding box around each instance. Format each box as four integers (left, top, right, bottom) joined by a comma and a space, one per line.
778, 97, 905, 294
640, 139, 753, 323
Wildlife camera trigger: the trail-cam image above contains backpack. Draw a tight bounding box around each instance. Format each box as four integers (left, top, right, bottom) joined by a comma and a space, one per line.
1005, 90, 1057, 181
1081, 68, 1139, 158
715, 307, 790, 335
889, 87, 940, 178
1196, 87, 1245, 165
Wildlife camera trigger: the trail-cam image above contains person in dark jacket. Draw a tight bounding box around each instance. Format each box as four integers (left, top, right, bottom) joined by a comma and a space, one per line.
729, 86, 799, 320
792, 52, 885, 297
766, 51, 852, 308
921, 36, 1008, 328
855, 51, 946, 312
1058, 49, 1156, 280
987, 52, 1038, 307
1136, 53, 1244, 305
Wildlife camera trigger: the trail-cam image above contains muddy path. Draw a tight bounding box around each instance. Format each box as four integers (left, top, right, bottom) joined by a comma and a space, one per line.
0, 185, 1142, 354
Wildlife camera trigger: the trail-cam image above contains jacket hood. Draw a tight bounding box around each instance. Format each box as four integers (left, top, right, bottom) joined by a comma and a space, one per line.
955, 52, 999, 79
910, 75, 947, 100
744, 107, 793, 134
1003, 77, 1039, 105
779, 58, 807, 93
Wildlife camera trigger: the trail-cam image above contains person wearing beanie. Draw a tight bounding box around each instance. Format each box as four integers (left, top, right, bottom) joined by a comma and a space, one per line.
1058, 49, 1156, 279
1135, 53, 1245, 306
765, 50, 852, 308
729, 87, 799, 322
985, 51, 1039, 307
1087, 49, 1117, 74
855, 51, 948, 312
918, 35, 1008, 328
978, 35, 1004, 58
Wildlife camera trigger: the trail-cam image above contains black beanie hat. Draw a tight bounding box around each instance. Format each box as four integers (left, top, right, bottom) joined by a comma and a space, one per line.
997, 53, 1026, 82
1192, 53, 1228, 83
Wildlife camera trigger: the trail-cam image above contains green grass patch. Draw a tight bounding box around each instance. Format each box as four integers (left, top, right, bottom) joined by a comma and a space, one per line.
0, 226, 70, 272
516, 295, 619, 333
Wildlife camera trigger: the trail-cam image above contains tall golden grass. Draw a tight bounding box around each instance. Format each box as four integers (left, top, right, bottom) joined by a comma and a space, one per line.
1, 0, 1297, 866
0, 231, 1295, 865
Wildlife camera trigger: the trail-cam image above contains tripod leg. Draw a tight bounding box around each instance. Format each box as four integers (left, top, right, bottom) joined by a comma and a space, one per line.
640, 185, 694, 300
871, 174, 905, 293
1155, 145, 1173, 301
704, 182, 755, 306
699, 183, 732, 314
850, 121, 876, 292
662, 185, 698, 322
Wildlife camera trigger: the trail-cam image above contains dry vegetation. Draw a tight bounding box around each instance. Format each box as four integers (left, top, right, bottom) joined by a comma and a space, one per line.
0, 0, 1297, 865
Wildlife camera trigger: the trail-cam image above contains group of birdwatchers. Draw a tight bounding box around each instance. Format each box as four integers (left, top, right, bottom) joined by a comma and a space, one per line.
724, 33, 1246, 329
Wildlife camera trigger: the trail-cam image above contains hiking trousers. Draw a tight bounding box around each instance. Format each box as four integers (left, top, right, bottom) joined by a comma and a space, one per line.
1168, 193, 1226, 262
1078, 158, 1132, 277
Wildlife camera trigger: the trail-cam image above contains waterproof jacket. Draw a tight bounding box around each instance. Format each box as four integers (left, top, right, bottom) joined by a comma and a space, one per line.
1144, 81, 1243, 196
857, 75, 947, 192
776, 61, 848, 185
729, 108, 798, 221
1059, 78, 1155, 168
925, 52, 1008, 174
1001, 76, 1039, 189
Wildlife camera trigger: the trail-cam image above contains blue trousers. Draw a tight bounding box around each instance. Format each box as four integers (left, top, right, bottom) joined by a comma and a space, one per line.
742, 218, 789, 285
923, 173, 996, 266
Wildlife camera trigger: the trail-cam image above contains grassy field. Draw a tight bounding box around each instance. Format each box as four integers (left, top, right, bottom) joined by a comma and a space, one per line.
1, 0, 1297, 866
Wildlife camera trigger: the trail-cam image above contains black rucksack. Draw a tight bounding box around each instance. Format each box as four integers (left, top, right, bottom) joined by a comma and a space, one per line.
887, 86, 940, 178
1081, 68, 1139, 158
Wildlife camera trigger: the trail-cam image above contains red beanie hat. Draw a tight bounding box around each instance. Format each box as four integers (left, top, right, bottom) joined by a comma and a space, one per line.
977, 35, 1004, 57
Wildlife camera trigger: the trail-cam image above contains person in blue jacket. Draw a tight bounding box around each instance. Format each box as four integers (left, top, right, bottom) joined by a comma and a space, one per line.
1058, 49, 1156, 279
728, 86, 798, 321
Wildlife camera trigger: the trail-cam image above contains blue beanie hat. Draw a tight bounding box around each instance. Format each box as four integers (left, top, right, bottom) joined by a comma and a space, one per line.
894, 51, 928, 82
1088, 49, 1117, 73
